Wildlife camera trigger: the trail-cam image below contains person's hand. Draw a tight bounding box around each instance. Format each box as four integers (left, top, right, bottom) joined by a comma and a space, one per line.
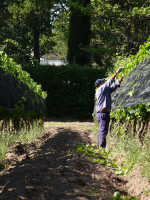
116, 67, 123, 73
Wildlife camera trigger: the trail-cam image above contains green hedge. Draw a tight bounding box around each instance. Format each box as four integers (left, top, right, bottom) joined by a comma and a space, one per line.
23, 65, 106, 119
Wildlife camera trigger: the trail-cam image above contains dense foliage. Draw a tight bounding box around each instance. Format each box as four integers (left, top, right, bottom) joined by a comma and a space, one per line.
50, 3, 69, 59
0, 51, 47, 98
91, 0, 150, 66
1, 0, 150, 67
109, 36, 150, 144
0, 51, 46, 131
0, 0, 150, 130
1, 0, 55, 64
23, 64, 106, 119
51, 0, 150, 67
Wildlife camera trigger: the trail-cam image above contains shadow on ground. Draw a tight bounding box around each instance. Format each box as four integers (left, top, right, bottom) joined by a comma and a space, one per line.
0, 127, 127, 200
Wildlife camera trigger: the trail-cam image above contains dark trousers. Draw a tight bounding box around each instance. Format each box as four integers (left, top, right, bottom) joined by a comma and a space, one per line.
96, 112, 110, 148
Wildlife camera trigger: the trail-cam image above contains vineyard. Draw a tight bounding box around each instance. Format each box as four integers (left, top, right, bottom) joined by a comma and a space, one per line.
0, 35, 150, 200
91, 37, 150, 189
109, 37, 150, 145
1, 0, 150, 199
0, 51, 46, 132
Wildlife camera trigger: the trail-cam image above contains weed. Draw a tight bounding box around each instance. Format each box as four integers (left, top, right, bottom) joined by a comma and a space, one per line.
143, 187, 150, 196
76, 143, 139, 200
106, 124, 150, 182
0, 125, 43, 169
110, 192, 139, 200
76, 144, 131, 175
88, 189, 101, 195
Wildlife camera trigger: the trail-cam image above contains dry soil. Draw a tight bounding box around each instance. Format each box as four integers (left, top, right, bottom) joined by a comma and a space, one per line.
0, 121, 149, 200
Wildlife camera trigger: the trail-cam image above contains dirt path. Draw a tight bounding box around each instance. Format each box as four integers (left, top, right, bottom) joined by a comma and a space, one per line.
0, 121, 131, 200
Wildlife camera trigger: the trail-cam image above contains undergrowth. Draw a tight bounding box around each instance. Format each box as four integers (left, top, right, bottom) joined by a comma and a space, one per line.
76, 143, 139, 200
108, 124, 150, 181
76, 143, 132, 176
0, 123, 43, 169
92, 118, 150, 181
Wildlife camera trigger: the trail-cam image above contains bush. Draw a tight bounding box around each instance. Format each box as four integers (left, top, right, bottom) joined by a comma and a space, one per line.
23, 64, 107, 119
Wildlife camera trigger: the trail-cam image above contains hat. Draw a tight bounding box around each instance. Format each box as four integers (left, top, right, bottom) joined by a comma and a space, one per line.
95, 79, 105, 87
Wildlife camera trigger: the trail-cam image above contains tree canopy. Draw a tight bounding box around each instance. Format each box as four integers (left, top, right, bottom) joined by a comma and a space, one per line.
1, 0, 55, 64
0, 0, 150, 67
90, 0, 150, 67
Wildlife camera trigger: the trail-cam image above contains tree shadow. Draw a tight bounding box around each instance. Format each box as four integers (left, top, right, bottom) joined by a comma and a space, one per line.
0, 127, 127, 200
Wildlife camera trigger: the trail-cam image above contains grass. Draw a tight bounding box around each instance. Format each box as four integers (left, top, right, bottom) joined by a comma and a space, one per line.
105, 124, 150, 181
91, 120, 150, 180
0, 124, 43, 168
139, 135, 150, 179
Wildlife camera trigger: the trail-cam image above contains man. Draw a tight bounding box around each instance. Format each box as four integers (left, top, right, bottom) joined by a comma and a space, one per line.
95, 67, 124, 148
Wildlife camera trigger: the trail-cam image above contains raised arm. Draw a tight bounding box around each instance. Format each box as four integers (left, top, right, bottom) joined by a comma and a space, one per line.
118, 74, 124, 83
96, 67, 123, 93
110, 74, 124, 93
111, 67, 123, 80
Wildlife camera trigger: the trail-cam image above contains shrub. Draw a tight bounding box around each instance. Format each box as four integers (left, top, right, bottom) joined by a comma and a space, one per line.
23, 64, 107, 119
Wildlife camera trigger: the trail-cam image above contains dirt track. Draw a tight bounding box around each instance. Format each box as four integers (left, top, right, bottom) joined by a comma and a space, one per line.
0, 121, 140, 200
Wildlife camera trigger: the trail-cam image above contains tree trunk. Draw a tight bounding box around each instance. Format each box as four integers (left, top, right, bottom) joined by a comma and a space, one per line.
67, 0, 91, 66
132, 119, 137, 135
124, 121, 130, 134
126, 24, 132, 53
132, 20, 139, 54
137, 119, 147, 146
33, 26, 40, 62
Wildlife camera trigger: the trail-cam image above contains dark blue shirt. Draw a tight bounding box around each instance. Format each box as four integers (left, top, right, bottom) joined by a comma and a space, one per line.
95, 78, 120, 113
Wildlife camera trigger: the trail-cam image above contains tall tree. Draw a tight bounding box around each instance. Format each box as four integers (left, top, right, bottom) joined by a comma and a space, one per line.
49, 2, 69, 59
0, 1, 12, 46
67, 0, 91, 66
5, 0, 54, 62
90, 0, 150, 67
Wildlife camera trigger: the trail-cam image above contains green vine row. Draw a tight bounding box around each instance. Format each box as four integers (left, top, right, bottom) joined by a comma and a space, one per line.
0, 51, 47, 99
110, 36, 150, 123
0, 51, 46, 131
